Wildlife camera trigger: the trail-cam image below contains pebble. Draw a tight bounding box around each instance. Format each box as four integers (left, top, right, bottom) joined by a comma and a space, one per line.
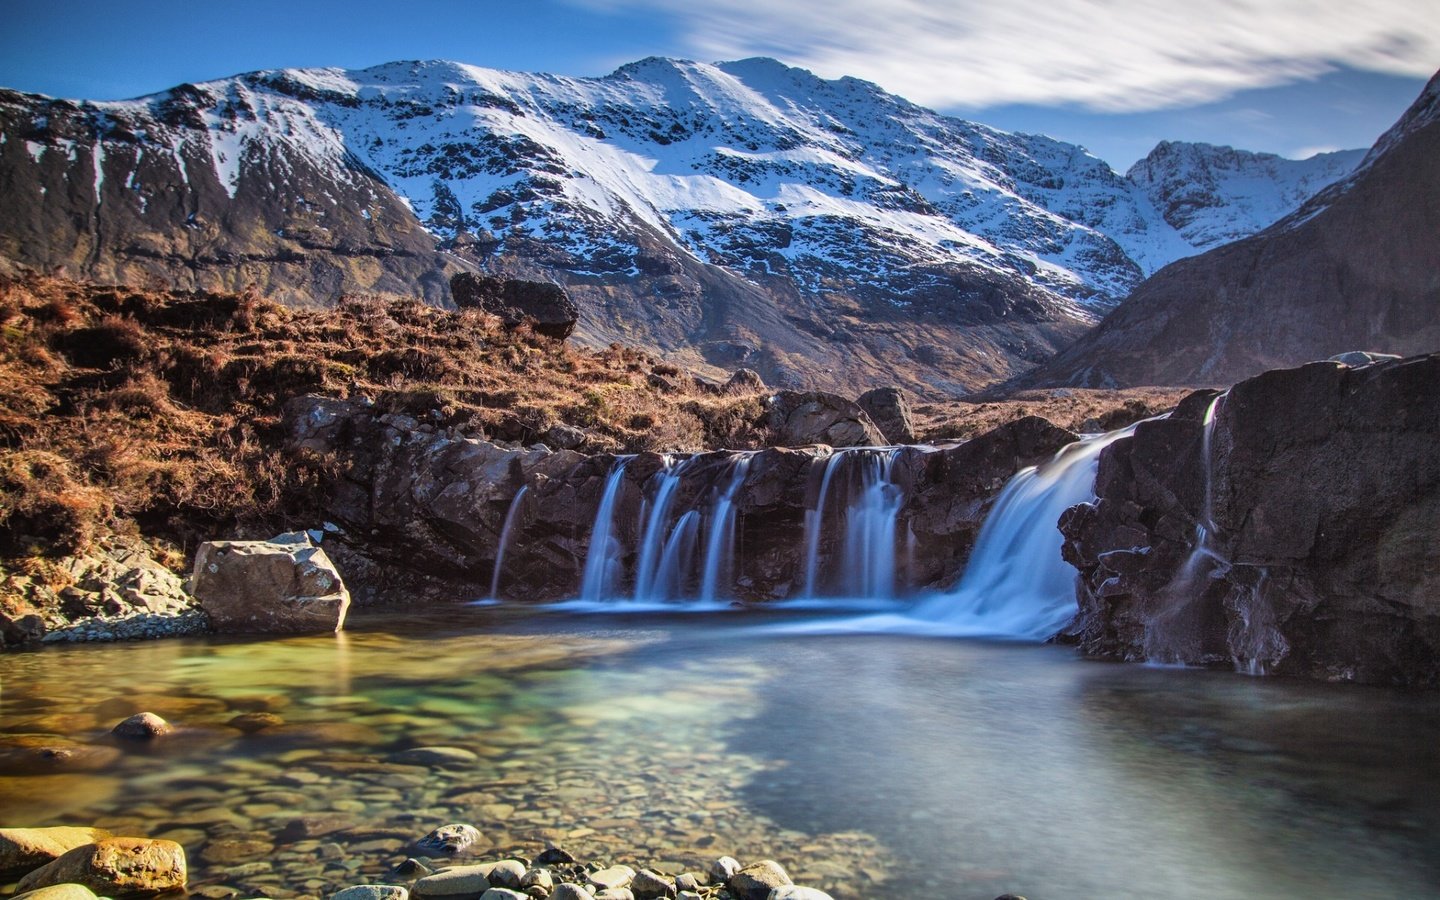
587, 864, 636, 891
478, 891, 527, 900
709, 857, 742, 883
484, 860, 526, 890
549, 886, 590, 900
111, 712, 172, 739
730, 861, 793, 900
767, 888, 835, 900
390, 747, 480, 768
414, 824, 481, 856
411, 866, 493, 899
630, 869, 675, 899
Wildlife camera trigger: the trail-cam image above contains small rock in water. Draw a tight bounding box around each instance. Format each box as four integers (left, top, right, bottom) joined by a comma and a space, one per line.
767, 888, 835, 900
533, 847, 576, 866
391, 747, 479, 768
111, 712, 172, 739
630, 869, 676, 899
587, 865, 636, 891
411, 866, 492, 900
278, 814, 353, 843
708, 857, 742, 883
393, 859, 436, 877
484, 860, 526, 890
12, 885, 101, 900
228, 712, 285, 733
674, 874, 701, 893
413, 823, 481, 856
729, 861, 792, 900
548, 886, 589, 900
993, 895, 1028, 900
16, 837, 187, 895
0, 826, 113, 873
331, 887, 409, 900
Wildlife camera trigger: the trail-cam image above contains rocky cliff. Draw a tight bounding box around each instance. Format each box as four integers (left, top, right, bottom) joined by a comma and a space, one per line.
0, 58, 1354, 396
1058, 353, 1440, 685
284, 394, 1076, 604
1020, 71, 1440, 389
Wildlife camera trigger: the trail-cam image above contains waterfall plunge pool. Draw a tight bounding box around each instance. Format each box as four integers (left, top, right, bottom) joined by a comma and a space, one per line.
2, 605, 1438, 900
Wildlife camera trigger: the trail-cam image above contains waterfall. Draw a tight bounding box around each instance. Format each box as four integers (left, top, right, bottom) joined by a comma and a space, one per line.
579, 459, 631, 601
633, 457, 693, 601
651, 510, 701, 601
802, 449, 903, 599
699, 455, 752, 602
487, 485, 528, 600
915, 427, 1136, 638
802, 453, 844, 597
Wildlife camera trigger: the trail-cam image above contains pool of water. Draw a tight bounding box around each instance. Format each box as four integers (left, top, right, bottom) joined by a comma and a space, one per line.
2, 605, 1438, 900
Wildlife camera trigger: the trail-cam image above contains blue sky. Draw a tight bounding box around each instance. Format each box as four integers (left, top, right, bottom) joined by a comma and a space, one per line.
2, 0, 1433, 170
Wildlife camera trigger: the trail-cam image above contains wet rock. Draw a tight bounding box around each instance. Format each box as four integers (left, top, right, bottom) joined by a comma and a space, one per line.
533, 848, 576, 866
857, 387, 916, 444
278, 815, 354, 843
767, 888, 834, 900
484, 860, 526, 890
16, 838, 187, 896
708, 857, 742, 883
630, 869, 676, 899
587, 865, 636, 890
414, 824, 481, 856
450, 273, 578, 340
228, 712, 285, 733
391, 747, 479, 768
1060, 354, 1440, 685
331, 886, 409, 900
11, 885, 101, 900
111, 712, 172, 740
765, 391, 886, 448
393, 859, 436, 877
519, 868, 553, 892
192, 534, 350, 634
729, 861, 792, 900
411, 865, 492, 899
200, 838, 273, 865
0, 828, 112, 875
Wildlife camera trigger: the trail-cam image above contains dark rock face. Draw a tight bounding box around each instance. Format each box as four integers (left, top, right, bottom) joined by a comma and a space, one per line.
857, 387, 916, 444
1022, 72, 1440, 389
449, 273, 578, 339
1059, 354, 1440, 685
283, 395, 1076, 603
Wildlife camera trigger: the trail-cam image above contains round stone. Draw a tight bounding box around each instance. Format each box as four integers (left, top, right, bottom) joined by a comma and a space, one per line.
111, 712, 172, 739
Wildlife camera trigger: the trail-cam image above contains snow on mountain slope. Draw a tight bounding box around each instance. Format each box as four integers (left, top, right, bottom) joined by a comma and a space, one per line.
0, 56, 1362, 394
1127, 141, 1364, 251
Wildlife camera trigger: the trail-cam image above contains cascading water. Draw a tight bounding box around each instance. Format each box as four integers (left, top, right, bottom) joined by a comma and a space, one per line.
699, 455, 752, 602
579, 459, 631, 602
912, 427, 1138, 638
633, 457, 694, 602
487, 485, 529, 600
801, 449, 904, 600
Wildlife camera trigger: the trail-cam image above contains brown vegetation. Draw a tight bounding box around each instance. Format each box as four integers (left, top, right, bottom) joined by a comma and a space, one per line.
0, 275, 766, 562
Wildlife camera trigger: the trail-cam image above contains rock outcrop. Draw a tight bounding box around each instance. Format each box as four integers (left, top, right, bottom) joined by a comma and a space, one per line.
857, 387, 916, 444
764, 391, 886, 448
1059, 353, 1440, 685
449, 273, 578, 340
191, 533, 350, 633
283, 394, 1076, 603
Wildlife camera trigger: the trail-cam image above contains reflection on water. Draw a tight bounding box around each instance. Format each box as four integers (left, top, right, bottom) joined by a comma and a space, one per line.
2, 608, 1438, 900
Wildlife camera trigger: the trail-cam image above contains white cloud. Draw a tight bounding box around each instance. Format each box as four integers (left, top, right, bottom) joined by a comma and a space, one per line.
573, 0, 1440, 111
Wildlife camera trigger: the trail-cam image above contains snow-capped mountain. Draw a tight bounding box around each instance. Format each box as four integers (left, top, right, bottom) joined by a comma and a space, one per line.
1127, 141, 1364, 251
0, 57, 1360, 394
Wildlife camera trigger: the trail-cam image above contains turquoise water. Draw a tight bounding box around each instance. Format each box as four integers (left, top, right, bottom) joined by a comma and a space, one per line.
2, 606, 1438, 900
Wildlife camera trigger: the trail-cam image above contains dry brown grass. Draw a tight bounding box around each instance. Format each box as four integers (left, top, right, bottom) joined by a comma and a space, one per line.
0, 274, 767, 561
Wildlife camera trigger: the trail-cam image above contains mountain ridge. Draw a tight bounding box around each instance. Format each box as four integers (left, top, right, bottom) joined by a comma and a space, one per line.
0, 55, 1361, 395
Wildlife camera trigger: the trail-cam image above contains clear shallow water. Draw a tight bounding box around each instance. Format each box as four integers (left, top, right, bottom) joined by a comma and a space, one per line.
2, 606, 1438, 900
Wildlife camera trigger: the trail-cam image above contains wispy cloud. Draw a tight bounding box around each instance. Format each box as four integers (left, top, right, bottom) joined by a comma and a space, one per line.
573, 0, 1439, 111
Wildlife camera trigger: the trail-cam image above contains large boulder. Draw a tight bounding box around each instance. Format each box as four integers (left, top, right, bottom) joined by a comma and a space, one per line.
449, 273, 578, 340
1, 828, 112, 876
857, 387, 916, 444
1060, 353, 1440, 685
765, 391, 886, 448
191, 533, 350, 634
15, 838, 186, 896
